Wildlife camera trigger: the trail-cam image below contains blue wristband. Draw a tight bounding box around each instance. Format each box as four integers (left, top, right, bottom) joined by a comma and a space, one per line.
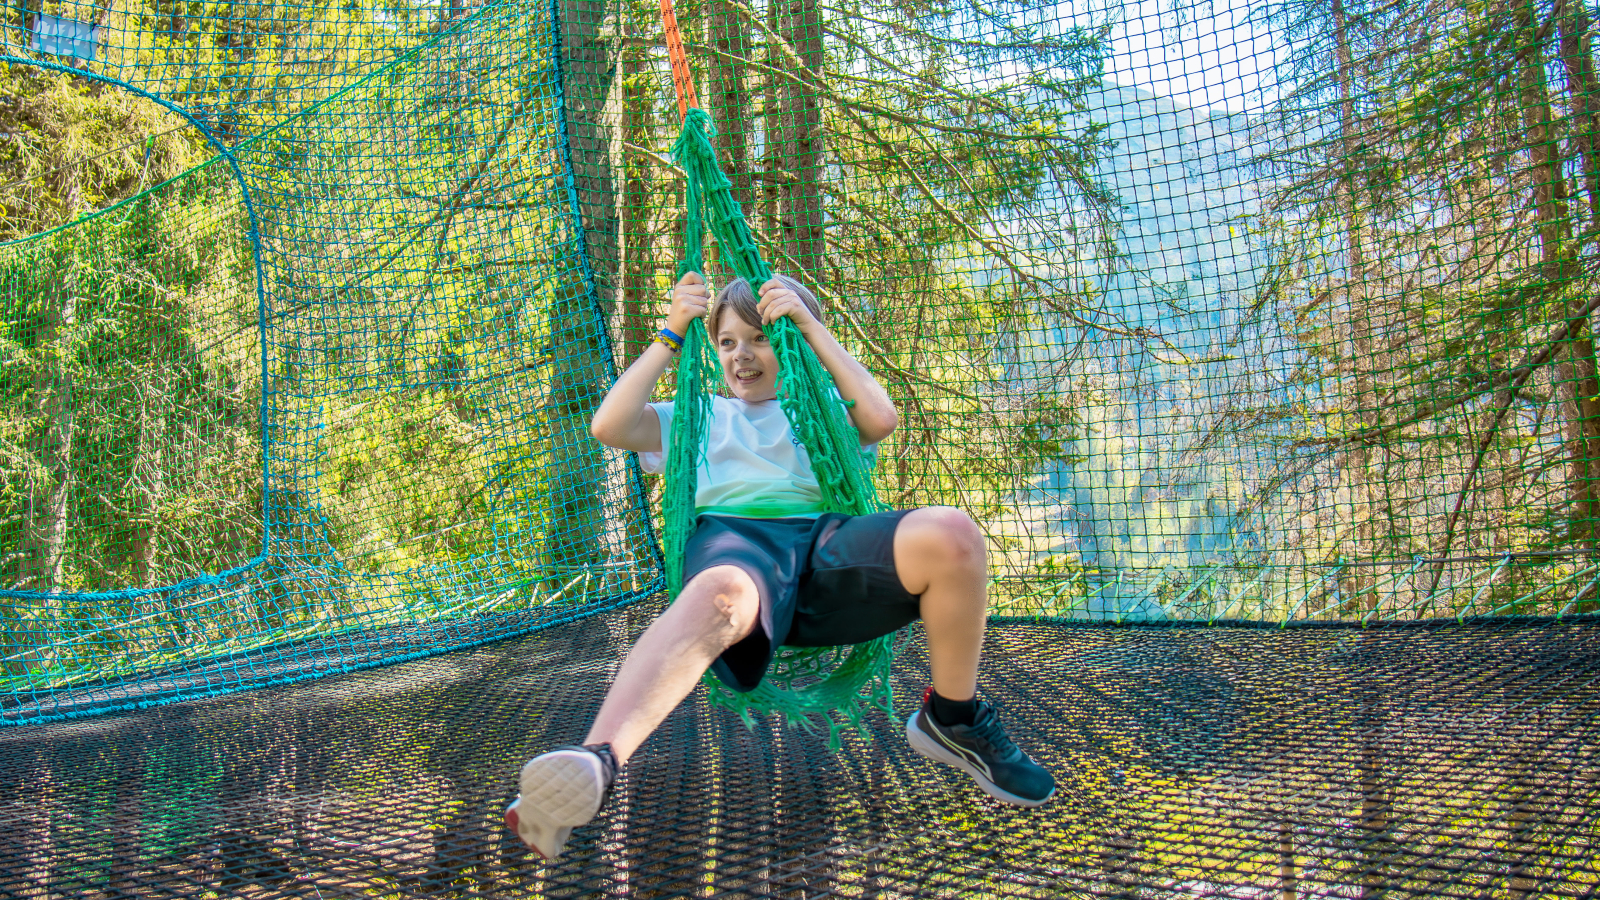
659, 326, 685, 345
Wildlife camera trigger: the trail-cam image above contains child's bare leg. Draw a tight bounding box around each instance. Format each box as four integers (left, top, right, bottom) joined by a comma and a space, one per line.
583, 565, 759, 764
893, 507, 989, 700
895, 506, 1055, 807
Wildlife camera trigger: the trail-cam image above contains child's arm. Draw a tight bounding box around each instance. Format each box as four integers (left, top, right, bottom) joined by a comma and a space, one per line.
757, 279, 899, 445
590, 272, 710, 452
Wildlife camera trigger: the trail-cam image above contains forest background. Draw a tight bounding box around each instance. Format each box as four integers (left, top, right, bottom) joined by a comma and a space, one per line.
2, 0, 1600, 676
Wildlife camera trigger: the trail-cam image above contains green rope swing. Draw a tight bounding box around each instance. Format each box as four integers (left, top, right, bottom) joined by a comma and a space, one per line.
661, 109, 898, 746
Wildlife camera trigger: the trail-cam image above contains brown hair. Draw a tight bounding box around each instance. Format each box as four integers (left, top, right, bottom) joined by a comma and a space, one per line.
708, 275, 824, 335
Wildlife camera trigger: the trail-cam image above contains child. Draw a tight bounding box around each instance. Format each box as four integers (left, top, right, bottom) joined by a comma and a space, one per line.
505, 272, 1055, 858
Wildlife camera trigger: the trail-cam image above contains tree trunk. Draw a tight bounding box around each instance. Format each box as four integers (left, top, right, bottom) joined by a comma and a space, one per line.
1332, 0, 1377, 611
543, 0, 615, 587
14, 0, 41, 48
1558, 0, 1600, 228
1557, 0, 1600, 601
1519, 0, 1600, 549
542, 297, 608, 591
561, 0, 619, 304
711, 0, 753, 213
776, 0, 824, 291
761, 0, 783, 252
617, 18, 655, 366
130, 384, 163, 590
23, 280, 77, 598
18, 166, 86, 602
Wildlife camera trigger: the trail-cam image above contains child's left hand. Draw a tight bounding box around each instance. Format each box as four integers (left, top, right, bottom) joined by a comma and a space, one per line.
757, 279, 821, 333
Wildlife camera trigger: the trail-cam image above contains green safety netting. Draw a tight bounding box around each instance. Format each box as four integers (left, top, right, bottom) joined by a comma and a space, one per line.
2, 0, 660, 722
7, 0, 1597, 721
0, 0, 1598, 891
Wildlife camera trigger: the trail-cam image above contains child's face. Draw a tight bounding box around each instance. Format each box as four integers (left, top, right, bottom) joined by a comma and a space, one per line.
714, 313, 779, 402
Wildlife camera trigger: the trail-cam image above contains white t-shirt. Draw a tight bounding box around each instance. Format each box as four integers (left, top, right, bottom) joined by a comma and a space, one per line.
638, 395, 875, 518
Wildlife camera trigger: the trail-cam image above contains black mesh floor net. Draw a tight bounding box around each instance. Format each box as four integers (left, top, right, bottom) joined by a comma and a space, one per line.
3, 610, 1596, 898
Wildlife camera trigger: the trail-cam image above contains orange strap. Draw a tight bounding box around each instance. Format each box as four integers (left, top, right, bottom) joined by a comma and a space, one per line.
659, 0, 698, 121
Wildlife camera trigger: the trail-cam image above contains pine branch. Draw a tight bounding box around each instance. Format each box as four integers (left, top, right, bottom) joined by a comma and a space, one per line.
1291, 274, 1600, 451
836, 102, 1164, 344
619, 30, 1079, 144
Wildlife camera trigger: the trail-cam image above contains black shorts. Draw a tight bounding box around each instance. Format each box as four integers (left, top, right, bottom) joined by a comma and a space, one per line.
681, 511, 922, 692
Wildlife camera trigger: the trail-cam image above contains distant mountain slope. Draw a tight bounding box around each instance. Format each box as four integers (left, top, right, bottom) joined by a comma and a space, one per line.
996, 82, 1299, 618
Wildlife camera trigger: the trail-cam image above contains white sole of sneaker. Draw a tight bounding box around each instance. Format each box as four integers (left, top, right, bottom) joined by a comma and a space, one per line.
905, 712, 1055, 808
505, 799, 572, 860
505, 748, 611, 858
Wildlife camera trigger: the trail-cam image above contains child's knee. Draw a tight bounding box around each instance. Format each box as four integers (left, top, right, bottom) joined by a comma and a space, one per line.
683, 566, 760, 638
905, 507, 986, 572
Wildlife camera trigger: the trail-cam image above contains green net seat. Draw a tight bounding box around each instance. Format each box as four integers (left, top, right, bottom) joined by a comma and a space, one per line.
661, 107, 897, 742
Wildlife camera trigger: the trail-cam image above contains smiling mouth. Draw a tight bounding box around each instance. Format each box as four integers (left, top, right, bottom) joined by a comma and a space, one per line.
734, 368, 763, 382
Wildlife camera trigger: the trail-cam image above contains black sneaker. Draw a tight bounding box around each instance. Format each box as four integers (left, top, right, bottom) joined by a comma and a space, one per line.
505, 743, 618, 859
905, 689, 1056, 807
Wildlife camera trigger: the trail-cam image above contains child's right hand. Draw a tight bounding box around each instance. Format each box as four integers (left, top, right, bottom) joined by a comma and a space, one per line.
666, 272, 710, 336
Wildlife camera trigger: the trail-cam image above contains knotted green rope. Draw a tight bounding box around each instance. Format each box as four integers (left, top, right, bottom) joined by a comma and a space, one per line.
662, 109, 897, 746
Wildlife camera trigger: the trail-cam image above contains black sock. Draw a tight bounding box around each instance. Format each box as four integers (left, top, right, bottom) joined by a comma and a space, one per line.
930, 690, 978, 727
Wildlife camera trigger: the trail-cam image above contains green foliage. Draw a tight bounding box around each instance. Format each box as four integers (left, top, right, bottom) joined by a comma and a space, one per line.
252, 2, 612, 597
8, 0, 1600, 716
0, 63, 210, 237
0, 164, 256, 593
606, 0, 1110, 616
1239, 0, 1600, 616
0, 0, 626, 692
